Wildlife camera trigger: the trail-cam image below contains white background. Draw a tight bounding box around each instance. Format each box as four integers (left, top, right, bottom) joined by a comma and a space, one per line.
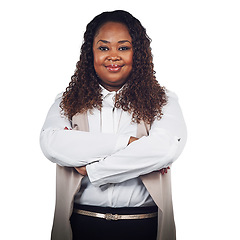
1, 0, 239, 239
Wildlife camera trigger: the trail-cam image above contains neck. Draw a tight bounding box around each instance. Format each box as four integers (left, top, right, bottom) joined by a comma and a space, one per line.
99, 82, 122, 92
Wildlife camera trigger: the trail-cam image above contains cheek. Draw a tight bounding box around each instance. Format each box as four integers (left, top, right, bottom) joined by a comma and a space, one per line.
93, 52, 105, 66
93, 54, 104, 75
126, 52, 133, 66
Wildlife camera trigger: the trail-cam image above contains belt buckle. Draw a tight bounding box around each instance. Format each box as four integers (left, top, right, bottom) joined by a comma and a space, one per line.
105, 213, 119, 221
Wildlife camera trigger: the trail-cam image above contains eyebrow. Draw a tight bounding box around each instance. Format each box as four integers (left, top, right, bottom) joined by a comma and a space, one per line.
97, 40, 132, 44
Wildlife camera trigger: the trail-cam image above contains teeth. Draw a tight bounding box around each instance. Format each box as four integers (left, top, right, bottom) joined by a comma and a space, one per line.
106, 65, 121, 72
106, 64, 121, 67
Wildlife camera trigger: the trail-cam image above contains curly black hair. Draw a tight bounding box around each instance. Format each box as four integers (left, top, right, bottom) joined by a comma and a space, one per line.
60, 10, 167, 124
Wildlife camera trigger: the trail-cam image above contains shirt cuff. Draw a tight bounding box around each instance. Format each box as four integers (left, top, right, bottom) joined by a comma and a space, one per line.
86, 162, 106, 187
112, 134, 130, 153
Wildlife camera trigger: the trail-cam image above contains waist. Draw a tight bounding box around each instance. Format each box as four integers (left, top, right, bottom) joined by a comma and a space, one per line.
74, 177, 155, 207
73, 203, 158, 220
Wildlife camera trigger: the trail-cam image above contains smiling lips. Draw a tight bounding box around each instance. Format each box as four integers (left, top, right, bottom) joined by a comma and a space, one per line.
105, 64, 123, 72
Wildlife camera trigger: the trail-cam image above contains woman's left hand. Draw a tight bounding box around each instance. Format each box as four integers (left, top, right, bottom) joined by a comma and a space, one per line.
75, 166, 87, 176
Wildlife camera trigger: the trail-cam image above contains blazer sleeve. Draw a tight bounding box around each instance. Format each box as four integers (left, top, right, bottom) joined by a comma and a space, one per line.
86, 90, 187, 186
39, 93, 129, 167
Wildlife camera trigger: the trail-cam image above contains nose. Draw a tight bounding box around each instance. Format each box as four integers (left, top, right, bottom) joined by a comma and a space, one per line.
108, 56, 120, 61
107, 49, 121, 61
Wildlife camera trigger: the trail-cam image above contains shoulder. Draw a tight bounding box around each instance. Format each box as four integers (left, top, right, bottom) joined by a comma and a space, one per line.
160, 89, 184, 116
164, 89, 180, 108
165, 89, 179, 101
52, 92, 64, 107
55, 92, 64, 101
47, 92, 64, 112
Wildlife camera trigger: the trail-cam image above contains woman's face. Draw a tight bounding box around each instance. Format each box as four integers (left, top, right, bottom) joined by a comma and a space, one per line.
93, 21, 133, 92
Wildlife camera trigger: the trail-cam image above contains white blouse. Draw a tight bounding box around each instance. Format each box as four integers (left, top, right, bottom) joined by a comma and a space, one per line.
40, 87, 187, 207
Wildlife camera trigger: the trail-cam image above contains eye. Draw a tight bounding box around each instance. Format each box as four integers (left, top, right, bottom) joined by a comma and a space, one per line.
98, 46, 109, 51
119, 46, 131, 51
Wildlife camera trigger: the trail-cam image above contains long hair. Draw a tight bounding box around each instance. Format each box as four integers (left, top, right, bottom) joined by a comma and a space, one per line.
60, 10, 167, 124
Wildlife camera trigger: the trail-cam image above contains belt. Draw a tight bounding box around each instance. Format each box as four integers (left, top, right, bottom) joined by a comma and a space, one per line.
73, 208, 158, 221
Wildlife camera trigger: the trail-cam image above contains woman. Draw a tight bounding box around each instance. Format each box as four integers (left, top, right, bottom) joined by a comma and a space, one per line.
40, 10, 187, 240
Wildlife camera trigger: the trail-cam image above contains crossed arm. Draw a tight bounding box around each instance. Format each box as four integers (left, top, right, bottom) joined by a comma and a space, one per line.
40, 91, 187, 186
73, 136, 137, 175
74, 136, 170, 176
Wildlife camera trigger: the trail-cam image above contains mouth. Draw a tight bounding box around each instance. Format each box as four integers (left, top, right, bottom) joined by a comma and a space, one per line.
105, 64, 123, 72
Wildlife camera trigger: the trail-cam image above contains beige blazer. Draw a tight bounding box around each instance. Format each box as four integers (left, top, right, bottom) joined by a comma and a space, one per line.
51, 113, 176, 240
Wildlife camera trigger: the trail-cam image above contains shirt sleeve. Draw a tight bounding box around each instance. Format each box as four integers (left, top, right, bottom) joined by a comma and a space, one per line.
39, 93, 130, 167
86, 90, 187, 186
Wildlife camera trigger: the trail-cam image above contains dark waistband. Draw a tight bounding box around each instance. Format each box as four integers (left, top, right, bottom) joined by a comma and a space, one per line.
73, 204, 158, 215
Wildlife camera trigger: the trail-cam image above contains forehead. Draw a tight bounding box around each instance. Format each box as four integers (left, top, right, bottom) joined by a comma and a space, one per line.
94, 22, 132, 42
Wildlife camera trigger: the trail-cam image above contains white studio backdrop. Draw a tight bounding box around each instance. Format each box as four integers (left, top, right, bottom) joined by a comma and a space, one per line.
0, 0, 239, 239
